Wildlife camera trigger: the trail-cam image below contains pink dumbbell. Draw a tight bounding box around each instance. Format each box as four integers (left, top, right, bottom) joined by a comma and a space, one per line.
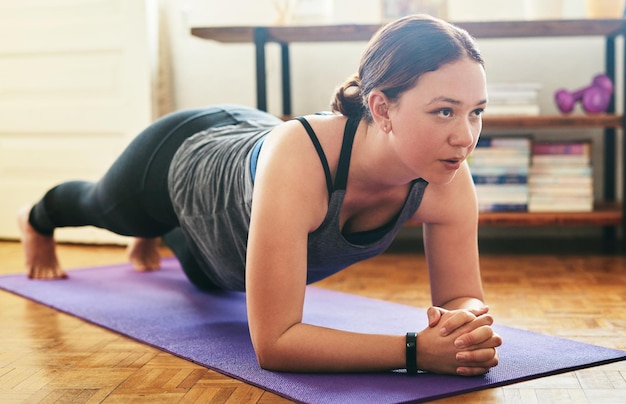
555, 74, 613, 114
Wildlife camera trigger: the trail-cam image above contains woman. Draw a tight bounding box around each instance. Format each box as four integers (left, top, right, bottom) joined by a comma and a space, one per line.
18, 15, 501, 375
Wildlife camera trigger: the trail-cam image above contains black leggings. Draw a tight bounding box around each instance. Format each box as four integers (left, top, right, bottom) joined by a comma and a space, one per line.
28, 105, 270, 238
29, 105, 274, 290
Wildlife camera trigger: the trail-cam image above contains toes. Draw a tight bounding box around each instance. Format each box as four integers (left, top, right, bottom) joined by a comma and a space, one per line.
28, 265, 68, 280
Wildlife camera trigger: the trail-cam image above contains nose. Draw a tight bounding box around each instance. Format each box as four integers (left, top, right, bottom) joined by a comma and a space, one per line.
450, 118, 478, 149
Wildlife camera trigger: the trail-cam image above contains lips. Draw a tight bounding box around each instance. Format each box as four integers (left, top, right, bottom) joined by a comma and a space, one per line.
441, 158, 463, 170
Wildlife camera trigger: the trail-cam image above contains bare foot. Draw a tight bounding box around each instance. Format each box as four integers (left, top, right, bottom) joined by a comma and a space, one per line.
17, 206, 67, 280
126, 237, 161, 271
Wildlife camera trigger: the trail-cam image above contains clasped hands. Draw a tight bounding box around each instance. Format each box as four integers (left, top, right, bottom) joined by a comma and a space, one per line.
417, 306, 502, 376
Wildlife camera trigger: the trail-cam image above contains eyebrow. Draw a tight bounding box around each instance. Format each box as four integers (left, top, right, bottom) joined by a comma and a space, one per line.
428, 96, 488, 106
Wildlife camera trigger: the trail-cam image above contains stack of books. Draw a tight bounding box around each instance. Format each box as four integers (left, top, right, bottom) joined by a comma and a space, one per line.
528, 141, 593, 212
469, 136, 531, 212
486, 82, 541, 116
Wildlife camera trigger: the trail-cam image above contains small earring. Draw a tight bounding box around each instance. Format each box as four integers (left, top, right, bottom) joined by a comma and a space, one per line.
383, 125, 388, 132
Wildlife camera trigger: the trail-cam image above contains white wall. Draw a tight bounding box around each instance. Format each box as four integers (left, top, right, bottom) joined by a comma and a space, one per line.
0, 0, 158, 243
162, 0, 382, 115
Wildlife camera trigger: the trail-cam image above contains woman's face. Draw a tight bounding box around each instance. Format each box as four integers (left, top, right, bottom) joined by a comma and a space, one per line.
387, 57, 487, 185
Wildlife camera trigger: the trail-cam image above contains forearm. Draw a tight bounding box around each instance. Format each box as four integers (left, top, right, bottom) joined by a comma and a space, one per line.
441, 296, 486, 311
254, 323, 406, 373
253, 311, 498, 375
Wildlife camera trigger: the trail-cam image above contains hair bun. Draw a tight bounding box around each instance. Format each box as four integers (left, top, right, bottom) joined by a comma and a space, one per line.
330, 74, 365, 119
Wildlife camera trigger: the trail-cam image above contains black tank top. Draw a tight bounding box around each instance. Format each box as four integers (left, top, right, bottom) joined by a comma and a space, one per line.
295, 116, 429, 284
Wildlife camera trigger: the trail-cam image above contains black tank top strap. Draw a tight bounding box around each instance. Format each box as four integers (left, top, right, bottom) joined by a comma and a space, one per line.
333, 116, 360, 190
294, 117, 333, 194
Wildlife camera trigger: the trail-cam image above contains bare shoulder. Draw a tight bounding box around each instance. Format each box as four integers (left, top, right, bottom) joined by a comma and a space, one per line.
262, 114, 348, 175
271, 113, 346, 141
252, 114, 347, 233
413, 162, 478, 226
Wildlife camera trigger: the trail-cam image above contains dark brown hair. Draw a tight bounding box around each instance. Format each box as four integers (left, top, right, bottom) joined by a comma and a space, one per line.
331, 14, 484, 122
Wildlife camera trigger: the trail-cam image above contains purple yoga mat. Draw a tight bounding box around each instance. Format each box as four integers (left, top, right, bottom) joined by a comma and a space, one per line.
1, 257, 624, 403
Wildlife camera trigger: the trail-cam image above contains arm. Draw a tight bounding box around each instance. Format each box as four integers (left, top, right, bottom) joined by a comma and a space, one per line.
420, 162, 484, 310
414, 161, 501, 375
246, 121, 406, 372
246, 124, 498, 374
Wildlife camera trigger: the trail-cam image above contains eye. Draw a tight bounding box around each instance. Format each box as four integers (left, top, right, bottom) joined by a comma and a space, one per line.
472, 108, 484, 117
436, 108, 453, 118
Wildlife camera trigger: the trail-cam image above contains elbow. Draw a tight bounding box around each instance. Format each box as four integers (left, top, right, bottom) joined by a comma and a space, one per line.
252, 331, 300, 371
254, 343, 285, 371
249, 322, 301, 371
256, 355, 276, 371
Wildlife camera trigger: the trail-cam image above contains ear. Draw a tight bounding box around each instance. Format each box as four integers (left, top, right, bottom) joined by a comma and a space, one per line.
368, 90, 392, 133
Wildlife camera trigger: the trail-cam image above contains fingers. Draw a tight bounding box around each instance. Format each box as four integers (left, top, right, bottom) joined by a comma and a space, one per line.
456, 347, 499, 364
421, 307, 501, 377
468, 306, 489, 317
439, 310, 490, 337
427, 306, 446, 327
416, 314, 502, 377
455, 347, 500, 376
427, 306, 489, 333
454, 331, 501, 377
454, 324, 501, 350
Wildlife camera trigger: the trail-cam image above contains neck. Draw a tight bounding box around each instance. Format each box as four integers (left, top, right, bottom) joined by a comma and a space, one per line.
348, 123, 416, 191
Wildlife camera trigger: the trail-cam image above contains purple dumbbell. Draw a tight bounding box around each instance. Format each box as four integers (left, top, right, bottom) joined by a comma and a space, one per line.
555, 74, 613, 114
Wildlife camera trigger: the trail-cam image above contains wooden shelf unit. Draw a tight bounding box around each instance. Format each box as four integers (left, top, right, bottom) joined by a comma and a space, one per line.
192, 19, 626, 241
481, 113, 624, 228
480, 112, 625, 227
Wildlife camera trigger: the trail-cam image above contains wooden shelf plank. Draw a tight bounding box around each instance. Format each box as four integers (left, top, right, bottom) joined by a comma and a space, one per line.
483, 114, 622, 129
478, 203, 622, 226
408, 203, 622, 227
269, 25, 380, 43
457, 19, 626, 39
191, 19, 626, 44
191, 26, 255, 43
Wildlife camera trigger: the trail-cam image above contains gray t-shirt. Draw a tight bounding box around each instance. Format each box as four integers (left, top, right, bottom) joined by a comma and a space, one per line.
168, 117, 428, 291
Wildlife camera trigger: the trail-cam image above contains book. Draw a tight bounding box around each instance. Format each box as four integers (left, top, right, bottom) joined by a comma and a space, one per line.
529, 184, 593, 196
475, 184, 529, 204
485, 104, 540, 116
532, 155, 591, 166
477, 137, 535, 148
478, 203, 528, 212
528, 196, 593, 212
486, 82, 541, 116
529, 166, 592, 176
532, 141, 591, 156
527, 140, 593, 213
469, 136, 531, 212
473, 174, 528, 185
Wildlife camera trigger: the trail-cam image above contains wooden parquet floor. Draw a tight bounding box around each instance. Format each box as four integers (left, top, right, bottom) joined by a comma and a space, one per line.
0, 237, 625, 403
